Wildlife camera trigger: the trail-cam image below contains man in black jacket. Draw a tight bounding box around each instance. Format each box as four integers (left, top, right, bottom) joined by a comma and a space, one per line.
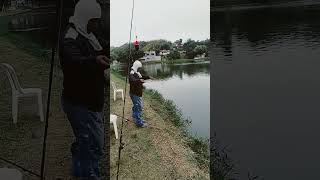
59, 0, 108, 179
129, 60, 150, 127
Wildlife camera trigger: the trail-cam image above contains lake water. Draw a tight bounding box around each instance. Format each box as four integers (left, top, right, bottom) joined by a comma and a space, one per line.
140, 62, 210, 139
212, 4, 320, 180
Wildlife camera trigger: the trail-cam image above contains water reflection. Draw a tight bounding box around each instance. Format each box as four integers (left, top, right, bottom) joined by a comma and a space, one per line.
141, 62, 210, 138
141, 62, 210, 80
212, 4, 320, 180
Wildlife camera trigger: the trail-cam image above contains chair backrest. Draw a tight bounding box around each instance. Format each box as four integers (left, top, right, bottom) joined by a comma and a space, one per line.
110, 114, 117, 123
0, 63, 23, 93
111, 81, 116, 90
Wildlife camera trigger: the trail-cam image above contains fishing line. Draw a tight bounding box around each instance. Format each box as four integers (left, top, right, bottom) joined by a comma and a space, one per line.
116, 0, 135, 179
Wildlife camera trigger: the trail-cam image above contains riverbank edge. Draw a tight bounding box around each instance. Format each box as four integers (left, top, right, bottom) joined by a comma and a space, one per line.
141, 58, 210, 65
111, 69, 210, 169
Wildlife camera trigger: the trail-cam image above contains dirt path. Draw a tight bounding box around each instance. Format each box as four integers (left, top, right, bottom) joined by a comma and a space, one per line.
110, 73, 209, 180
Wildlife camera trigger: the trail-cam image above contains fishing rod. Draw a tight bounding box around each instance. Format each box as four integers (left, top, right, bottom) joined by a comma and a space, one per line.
116, 0, 136, 179
40, 0, 64, 179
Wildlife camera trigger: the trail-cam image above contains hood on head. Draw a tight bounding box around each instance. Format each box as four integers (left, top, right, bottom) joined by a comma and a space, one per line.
70, 0, 101, 34
68, 0, 103, 51
131, 60, 142, 73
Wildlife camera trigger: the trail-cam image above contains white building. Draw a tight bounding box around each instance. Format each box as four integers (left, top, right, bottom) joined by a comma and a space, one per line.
139, 51, 161, 62
194, 53, 206, 59
159, 50, 170, 56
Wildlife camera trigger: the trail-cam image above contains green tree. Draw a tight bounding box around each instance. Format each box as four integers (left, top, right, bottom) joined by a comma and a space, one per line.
193, 45, 208, 56
182, 39, 197, 59
111, 41, 146, 63
174, 39, 183, 49
167, 50, 181, 60
110, 49, 119, 61
143, 39, 172, 55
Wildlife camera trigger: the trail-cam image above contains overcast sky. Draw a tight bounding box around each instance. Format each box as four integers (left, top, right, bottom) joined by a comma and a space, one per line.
110, 0, 210, 47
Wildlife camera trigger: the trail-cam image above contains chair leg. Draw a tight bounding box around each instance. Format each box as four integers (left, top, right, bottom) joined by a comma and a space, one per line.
121, 91, 124, 101
12, 96, 18, 124
37, 92, 44, 122
113, 120, 118, 139
114, 90, 116, 101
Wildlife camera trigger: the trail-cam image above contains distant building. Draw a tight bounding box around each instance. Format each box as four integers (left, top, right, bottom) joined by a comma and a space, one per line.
139, 51, 161, 62
159, 49, 170, 56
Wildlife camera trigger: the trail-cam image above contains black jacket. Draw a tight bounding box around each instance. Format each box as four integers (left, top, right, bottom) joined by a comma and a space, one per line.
59, 26, 106, 112
129, 72, 150, 97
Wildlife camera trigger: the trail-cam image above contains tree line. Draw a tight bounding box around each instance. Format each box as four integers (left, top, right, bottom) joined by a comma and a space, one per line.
111, 38, 210, 63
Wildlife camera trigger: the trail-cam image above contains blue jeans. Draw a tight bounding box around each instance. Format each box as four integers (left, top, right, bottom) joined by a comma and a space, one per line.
61, 97, 105, 179
129, 93, 145, 127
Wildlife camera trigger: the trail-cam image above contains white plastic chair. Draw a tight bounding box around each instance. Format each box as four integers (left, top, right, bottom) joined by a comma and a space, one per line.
0, 63, 44, 124
111, 81, 124, 101
110, 114, 118, 139
0, 168, 23, 180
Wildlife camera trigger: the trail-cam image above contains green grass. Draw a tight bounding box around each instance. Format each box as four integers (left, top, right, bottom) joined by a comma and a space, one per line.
3, 32, 51, 58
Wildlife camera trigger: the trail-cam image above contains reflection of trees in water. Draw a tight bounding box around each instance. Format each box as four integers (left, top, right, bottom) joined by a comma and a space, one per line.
212, 0, 319, 8
211, 11, 233, 60
143, 63, 210, 80
212, 6, 320, 49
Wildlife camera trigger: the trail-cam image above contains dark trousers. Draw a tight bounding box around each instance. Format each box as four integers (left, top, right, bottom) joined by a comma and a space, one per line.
61, 97, 105, 179
129, 92, 145, 126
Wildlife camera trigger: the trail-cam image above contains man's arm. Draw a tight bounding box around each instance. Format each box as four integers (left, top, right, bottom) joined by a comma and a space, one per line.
62, 38, 98, 67
62, 38, 109, 70
141, 74, 151, 80
129, 73, 142, 84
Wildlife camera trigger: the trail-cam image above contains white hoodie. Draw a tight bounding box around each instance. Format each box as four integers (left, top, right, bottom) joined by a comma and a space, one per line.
65, 0, 103, 51
130, 60, 142, 78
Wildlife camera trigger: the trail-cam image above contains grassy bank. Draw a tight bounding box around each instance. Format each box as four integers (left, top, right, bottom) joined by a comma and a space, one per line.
110, 70, 209, 179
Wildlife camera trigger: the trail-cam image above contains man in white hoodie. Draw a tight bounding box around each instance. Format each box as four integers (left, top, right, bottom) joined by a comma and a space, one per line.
59, 0, 108, 179
129, 60, 151, 127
